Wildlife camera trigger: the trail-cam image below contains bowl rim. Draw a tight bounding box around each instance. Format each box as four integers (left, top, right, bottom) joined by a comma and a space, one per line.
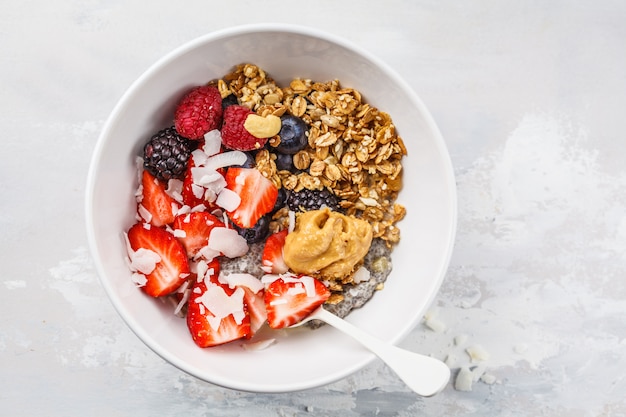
85, 23, 457, 392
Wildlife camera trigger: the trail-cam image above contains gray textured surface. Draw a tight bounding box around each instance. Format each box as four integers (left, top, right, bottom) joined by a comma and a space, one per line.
2, 1, 625, 415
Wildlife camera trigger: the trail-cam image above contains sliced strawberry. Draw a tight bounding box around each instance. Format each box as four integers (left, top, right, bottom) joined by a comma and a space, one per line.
223, 167, 278, 228
127, 223, 190, 297
242, 286, 267, 338
261, 229, 289, 274
172, 211, 224, 258
186, 260, 251, 347
264, 275, 330, 329
181, 157, 207, 209
138, 170, 180, 227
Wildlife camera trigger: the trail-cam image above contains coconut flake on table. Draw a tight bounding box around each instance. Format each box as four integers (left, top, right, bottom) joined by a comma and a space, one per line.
423, 310, 447, 333
208, 227, 248, 258
216, 188, 241, 211
466, 345, 490, 363
455, 366, 474, 392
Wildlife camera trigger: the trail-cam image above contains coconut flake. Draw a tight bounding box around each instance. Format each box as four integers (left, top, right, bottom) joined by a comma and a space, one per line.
192, 167, 223, 187
173, 229, 186, 238
166, 179, 184, 202
300, 276, 317, 297
129, 248, 161, 274
191, 183, 205, 199
455, 367, 474, 392
287, 284, 306, 296
480, 373, 497, 385
191, 149, 209, 167
261, 274, 281, 285
207, 227, 249, 258
194, 245, 221, 262
352, 266, 371, 283
219, 272, 264, 293
137, 204, 152, 223
204, 151, 247, 171
131, 272, 148, 287
196, 284, 246, 329
203, 130, 222, 156
216, 188, 241, 211
191, 203, 207, 212
288, 210, 296, 233
466, 345, 490, 363
176, 205, 191, 216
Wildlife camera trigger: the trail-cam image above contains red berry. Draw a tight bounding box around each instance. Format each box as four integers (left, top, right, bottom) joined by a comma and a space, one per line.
127, 223, 190, 297
221, 105, 268, 151
174, 85, 223, 140
264, 275, 330, 329
223, 167, 278, 229
138, 170, 180, 227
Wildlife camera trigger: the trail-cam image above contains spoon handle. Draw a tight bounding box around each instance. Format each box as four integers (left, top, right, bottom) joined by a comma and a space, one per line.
315, 308, 450, 397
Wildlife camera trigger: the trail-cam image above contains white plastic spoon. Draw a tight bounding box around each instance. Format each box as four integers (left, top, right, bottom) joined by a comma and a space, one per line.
291, 306, 450, 397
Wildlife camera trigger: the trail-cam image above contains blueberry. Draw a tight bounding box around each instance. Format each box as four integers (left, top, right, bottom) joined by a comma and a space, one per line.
274, 153, 294, 171
221, 94, 239, 110
235, 215, 270, 244
276, 115, 308, 155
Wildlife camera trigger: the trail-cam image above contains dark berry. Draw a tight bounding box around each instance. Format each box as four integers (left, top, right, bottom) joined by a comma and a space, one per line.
271, 188, 288, 213
274, 153, 294, 171
235, 214, 270, 244
143, 127, 191, 181
221, 94, 239, 110
276, 115, 308, 155
286, 188, 339, 212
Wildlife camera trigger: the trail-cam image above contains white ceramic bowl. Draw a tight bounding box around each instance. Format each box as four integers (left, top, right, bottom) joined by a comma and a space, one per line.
85, 24, 456, 393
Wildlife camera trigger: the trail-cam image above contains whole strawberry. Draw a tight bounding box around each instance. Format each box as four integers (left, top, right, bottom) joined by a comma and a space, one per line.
174, 85, 223, 140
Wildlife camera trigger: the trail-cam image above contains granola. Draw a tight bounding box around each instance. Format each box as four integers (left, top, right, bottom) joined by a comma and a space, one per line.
214, 63, 406, 306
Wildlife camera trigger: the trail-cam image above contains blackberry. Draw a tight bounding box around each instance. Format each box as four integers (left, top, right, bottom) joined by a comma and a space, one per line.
143, 127, 191, 180
286, 188, 340, 212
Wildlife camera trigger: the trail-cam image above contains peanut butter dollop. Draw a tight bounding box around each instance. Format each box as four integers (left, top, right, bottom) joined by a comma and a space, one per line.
283, 208, 373, 279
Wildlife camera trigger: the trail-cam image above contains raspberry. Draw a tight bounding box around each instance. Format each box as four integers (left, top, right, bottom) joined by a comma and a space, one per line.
174, 85, 223, 140
221, 105, 269, 151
